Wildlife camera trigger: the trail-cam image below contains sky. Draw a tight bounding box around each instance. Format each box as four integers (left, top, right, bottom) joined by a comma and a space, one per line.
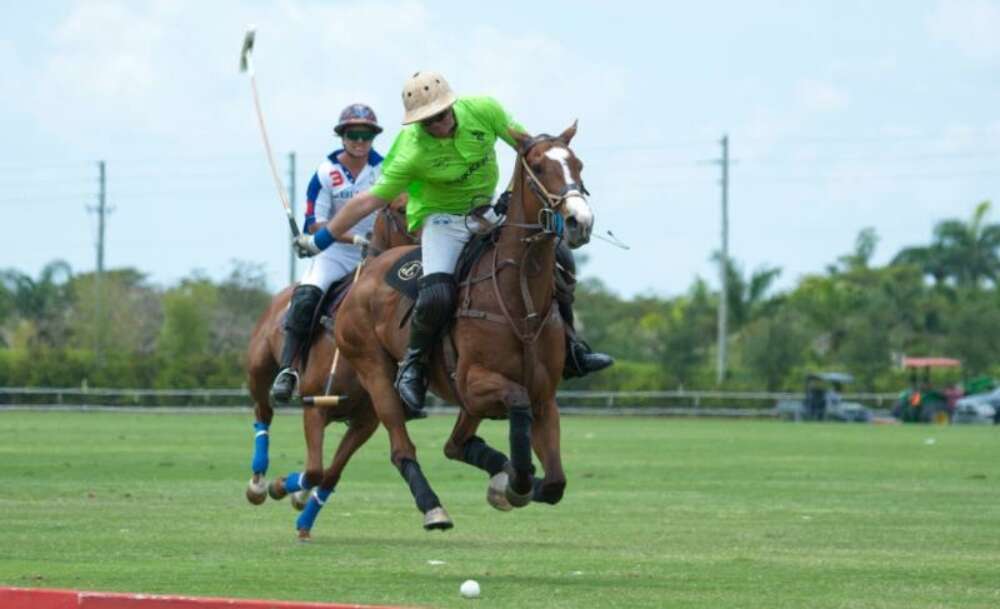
2, 0, 999, 298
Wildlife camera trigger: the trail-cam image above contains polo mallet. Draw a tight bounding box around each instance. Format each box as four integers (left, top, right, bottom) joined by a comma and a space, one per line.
239, 26, 300, 238
301, 243, 369, 408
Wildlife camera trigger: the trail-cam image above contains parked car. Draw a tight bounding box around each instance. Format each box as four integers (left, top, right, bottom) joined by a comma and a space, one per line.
953, 389, 1000, 424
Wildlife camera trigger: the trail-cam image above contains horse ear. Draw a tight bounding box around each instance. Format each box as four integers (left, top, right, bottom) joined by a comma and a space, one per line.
558, 120, 578, 145
509, 128, 532, 152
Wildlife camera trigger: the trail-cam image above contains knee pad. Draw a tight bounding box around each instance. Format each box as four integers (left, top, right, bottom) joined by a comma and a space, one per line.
414, 273, 456, 328
286, 285, 323, 335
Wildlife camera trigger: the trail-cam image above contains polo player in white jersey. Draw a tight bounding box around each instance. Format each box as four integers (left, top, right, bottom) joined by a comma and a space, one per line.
270, 103, 384, 404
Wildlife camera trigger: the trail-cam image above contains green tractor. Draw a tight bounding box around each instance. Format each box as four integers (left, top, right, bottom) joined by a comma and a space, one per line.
893, 357, 961, 424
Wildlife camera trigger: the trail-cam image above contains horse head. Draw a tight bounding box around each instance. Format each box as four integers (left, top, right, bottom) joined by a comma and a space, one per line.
510, 122, 594, 249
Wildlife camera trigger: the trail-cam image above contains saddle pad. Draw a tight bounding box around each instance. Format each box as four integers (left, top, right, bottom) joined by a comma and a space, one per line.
385, 247, 423, 301
383, 233, 497, 301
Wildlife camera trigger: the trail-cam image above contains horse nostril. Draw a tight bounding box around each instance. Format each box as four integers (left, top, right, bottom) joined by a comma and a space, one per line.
565, 217, 578, 231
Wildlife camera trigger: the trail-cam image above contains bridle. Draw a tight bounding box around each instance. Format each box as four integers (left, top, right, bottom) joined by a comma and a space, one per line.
500, 136, 590, 243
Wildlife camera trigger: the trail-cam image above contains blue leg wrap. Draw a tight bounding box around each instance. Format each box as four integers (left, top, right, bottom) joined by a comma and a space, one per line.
296, 487, 333, 531
283, 471, 314, 494
251, 422, 269, 475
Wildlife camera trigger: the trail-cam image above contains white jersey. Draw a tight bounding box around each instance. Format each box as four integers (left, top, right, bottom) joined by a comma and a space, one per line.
299, 149, 383, 289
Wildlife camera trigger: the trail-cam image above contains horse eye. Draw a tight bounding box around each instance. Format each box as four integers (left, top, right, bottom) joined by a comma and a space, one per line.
531, 163, 543, 173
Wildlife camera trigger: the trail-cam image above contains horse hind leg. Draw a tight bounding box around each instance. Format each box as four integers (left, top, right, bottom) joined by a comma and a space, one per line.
348, 329, 452, 530
296, 408, 379, 541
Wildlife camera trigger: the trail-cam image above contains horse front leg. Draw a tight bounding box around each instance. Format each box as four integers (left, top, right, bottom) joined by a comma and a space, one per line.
246, 371, 275, 505
464, 365, 534, 508
530, 398, 566, 505
443, 406, 516, 511
296, 406, 379, 541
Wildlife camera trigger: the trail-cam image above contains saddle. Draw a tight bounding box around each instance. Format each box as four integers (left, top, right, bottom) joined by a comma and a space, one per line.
384, 232, 497, 303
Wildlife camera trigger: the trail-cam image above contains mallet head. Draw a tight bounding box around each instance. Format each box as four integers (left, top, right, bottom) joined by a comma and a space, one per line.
239, 26, 256, 73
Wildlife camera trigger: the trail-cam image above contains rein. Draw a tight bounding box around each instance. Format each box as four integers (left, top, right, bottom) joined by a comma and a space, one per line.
369, 204, 417, 257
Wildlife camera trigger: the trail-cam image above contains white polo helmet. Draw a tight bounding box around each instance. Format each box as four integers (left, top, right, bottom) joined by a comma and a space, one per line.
401, 71, 457, 125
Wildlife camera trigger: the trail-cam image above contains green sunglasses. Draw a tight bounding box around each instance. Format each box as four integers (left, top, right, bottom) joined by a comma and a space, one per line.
344, 130, 377, 142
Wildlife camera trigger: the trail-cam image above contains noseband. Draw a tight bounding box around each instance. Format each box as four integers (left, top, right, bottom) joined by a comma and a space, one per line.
507, 137, 590, 242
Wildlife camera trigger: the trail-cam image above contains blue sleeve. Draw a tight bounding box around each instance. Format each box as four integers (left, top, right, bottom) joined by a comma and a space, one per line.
303, 173, 322, 232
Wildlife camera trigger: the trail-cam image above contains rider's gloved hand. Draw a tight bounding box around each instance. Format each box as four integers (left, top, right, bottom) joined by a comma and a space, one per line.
293, 234, 320, 257
293, 228, 333, 258
351, 233, 370, 247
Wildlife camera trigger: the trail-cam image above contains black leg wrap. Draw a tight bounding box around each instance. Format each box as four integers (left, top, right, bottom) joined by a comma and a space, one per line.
508, 406, 535, 495
398, 458, 441, 513
461, 435, 509, 476
532, 478, 566, 505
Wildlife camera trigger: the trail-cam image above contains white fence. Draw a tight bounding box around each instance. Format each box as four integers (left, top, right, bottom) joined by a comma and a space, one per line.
0, 386, 899, 415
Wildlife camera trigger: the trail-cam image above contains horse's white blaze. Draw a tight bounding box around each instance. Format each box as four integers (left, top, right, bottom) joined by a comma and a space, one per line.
565, 195, 593, 226
544, 147, 594, 228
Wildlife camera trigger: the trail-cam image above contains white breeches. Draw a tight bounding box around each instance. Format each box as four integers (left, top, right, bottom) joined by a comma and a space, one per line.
300, 243, 361, 289
420, 210, 499, 275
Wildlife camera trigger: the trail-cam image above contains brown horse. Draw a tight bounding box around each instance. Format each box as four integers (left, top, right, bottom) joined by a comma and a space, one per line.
244, 196, 415, 539
334, 123, 594, 528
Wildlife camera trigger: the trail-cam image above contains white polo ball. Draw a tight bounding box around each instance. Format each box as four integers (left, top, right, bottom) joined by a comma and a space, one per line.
459, 579, 480, 598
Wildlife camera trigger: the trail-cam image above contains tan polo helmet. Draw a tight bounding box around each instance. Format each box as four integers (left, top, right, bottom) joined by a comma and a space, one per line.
401, 71, 457, 124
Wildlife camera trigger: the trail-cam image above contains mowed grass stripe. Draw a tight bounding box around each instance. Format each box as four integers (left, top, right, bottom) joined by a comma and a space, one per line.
0, 412, 997, 608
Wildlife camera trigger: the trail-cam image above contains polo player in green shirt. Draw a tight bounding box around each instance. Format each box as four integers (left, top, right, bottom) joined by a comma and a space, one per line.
295, 71, 612, 419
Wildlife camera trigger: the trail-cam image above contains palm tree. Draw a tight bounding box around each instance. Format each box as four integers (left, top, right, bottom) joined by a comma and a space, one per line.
0, 260, 74, 345
932, 201, 1000, 288
892, 201, 1000, 288
711, 252, 782, 329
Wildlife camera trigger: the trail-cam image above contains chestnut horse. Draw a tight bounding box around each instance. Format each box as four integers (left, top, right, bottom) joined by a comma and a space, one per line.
244, 196, 416, 539
334, 124, 593, 528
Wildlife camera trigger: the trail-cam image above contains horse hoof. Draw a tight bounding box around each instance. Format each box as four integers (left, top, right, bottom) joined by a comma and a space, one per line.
423, 507, 454, 531
246, 476, 267, 505
290, 489, 309, 512
504, 482, 532, 508
487, 471, 513, 512
268, 477, 287, 501
297, 529, 312, 542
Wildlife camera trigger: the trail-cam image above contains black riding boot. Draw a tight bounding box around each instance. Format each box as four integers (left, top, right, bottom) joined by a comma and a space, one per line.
556, 295, 614, 379
395, 273, 456, 419
270, 284, 322, 404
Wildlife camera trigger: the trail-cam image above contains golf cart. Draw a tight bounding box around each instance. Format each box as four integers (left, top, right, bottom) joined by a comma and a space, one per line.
776, 372, 872, 422
892, 357, 961, 424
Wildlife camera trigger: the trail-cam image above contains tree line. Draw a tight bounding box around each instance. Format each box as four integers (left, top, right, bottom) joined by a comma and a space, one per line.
2, 202, 999, 393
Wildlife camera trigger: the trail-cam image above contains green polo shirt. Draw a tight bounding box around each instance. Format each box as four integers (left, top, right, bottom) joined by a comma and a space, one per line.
369, 96, 525, 231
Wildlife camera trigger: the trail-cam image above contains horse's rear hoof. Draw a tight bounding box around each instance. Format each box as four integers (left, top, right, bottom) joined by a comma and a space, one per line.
246, 476, 267, 505
423, 506, 454, 531
268, 477, 288, 501
297, 529, 312, 542
291, 489, 309, 512
487, 471, 513, 512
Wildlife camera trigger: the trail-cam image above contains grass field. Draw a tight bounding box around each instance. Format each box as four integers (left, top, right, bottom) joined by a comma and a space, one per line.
0, 411, 998, 609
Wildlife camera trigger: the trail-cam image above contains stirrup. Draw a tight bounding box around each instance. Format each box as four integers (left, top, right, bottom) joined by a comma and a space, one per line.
270, 368, 300, 403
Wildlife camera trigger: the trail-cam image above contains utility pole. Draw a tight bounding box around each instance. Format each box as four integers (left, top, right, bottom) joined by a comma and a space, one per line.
716, 135, 729, 386
97, 160, 107, 275
88, 160, 112, 363
288, 151, 297, 284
